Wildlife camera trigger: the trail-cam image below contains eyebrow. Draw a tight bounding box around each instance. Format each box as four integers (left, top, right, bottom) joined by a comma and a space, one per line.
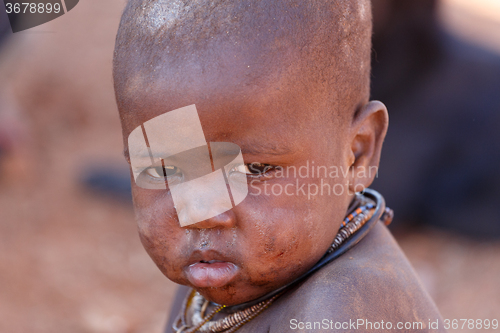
124, 141, 293, 163
239, 142, 292, 156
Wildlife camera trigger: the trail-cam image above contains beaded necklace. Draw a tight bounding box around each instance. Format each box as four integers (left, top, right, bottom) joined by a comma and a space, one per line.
173, 189, 392, 333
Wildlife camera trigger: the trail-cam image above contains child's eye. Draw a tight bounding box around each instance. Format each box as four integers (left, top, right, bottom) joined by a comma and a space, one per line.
231, 163, 275, 177
145, 165, 180, 178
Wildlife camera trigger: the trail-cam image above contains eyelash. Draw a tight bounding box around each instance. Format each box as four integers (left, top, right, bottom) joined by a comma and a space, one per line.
230, 163, 277, 178
144, 165, 182, 182
143, 163, 277, 182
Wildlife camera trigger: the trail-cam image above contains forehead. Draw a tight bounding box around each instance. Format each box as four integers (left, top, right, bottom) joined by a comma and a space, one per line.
116, 45, 341, 152
113, 0, 373, 145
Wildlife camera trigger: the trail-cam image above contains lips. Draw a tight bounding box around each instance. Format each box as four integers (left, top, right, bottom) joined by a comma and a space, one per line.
186, 253, 239, 288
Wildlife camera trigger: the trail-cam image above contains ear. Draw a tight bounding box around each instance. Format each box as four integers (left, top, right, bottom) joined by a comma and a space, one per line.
347, 101, 388, 193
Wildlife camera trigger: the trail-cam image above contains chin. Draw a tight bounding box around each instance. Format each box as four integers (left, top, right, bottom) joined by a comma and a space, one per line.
196, 287, 240, 305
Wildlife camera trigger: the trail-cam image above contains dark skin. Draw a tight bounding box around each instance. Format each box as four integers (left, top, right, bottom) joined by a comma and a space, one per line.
117, 51, 387, 306
114, 0, 445, 331
118, 66, 445, 331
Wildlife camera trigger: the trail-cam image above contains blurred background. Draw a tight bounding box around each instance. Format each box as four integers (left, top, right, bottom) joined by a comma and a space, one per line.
0, 0, 499, 332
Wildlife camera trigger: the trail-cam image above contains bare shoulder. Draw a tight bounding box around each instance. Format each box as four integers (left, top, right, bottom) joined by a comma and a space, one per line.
248, 223, 446, 332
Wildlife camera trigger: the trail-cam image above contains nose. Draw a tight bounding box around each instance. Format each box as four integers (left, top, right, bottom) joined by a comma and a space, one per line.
185, 210, 237, 229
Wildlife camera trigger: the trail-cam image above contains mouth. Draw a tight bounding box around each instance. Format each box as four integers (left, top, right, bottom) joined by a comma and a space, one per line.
186, 258, 239, 288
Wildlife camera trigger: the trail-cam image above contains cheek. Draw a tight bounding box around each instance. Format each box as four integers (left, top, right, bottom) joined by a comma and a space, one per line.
237, 189, 338, 282
131, 187, 185, 274
132, 188, 176, 237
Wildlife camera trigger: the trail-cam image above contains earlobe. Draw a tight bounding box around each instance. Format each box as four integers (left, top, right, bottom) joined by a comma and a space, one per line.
348, 101, 388, 192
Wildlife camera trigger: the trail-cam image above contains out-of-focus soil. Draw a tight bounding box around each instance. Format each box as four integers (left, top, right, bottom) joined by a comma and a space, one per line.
0, 0, 498, 332
0, 2, 175, 332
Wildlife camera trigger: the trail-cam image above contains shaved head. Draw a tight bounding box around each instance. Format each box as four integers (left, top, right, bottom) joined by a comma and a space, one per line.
113, 0, 372, 121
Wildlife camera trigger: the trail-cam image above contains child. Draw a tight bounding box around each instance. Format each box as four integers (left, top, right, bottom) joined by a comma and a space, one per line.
113, 0, 445, 331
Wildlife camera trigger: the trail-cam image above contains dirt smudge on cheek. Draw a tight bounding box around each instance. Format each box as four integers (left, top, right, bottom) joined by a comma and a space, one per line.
133, 198, 184, 267
264, 237, 276, 253
134, 203, 160, 239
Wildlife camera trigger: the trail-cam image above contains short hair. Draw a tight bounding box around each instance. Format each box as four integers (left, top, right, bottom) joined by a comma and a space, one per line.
114, 0, 372, 119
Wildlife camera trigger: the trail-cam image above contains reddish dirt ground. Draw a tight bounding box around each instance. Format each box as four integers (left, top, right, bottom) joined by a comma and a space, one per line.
0, 1, 499, 332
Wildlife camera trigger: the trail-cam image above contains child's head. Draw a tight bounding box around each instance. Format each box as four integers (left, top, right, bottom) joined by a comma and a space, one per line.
113, 0, 388, 306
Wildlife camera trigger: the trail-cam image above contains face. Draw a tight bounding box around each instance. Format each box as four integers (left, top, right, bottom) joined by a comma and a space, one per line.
116, 45, 357, 306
